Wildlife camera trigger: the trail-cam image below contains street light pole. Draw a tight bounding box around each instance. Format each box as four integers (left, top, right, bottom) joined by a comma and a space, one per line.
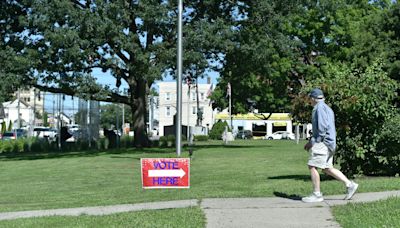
176, 0, 183, 157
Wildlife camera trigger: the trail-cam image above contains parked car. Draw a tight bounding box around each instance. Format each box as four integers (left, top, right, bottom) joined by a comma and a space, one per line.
33, 127, 58, 141
0, 129, 27, 140
264, 131, 295, 140
236, 130, 253, 139
0, 131, 17, 140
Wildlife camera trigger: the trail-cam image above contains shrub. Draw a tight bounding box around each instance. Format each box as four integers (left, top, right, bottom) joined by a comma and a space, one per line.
167, 135, 176, 147
120, 135, 133, 148
375, 114, 400, 176
194, 135, 209, 141
209, 120, 230, 140
0, 141, 13, 153
150, 139, 160, 147
159, 136, 168, 147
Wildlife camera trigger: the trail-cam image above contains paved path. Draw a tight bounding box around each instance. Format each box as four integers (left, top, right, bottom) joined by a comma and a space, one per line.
1, 191, 399, 227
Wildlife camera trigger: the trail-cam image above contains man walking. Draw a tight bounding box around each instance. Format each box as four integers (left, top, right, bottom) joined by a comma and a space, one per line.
302, 88, 358, 203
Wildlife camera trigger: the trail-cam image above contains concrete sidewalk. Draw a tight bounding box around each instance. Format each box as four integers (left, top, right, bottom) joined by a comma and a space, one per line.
0, 191, 399, 227
202, 190, 400, 228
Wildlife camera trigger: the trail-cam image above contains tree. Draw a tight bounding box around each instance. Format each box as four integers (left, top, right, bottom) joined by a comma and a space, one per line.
10, 0, 240, 147
99, 103, 132, 130
213, 0, 398, 116
0, 1, 31, 103
211, 0, 299, 115
43, 112, 49, 127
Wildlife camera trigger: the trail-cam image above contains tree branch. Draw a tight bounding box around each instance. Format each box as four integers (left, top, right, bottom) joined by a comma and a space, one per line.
71, 0, 86, 9
31, 83, 131, 105
254, 113, 272, 120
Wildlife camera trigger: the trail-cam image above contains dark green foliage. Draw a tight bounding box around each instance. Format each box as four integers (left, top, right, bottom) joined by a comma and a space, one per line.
375, 114, 400, 176
1, 122, 6, 134
209, 120, 230, 140
167, 135, 176, 147
159, 136, 168, 148
120, 136, 133, 148
7, 120, 12, 131
99, 104, 132, 129
194, 135, 209, 141
43, 112, 49, 127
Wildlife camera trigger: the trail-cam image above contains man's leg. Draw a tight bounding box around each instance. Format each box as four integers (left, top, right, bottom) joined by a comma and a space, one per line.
323, 168, 359, 200
309, 166, 321, 192
323, 168, 351, 186
302, 165, 324, 203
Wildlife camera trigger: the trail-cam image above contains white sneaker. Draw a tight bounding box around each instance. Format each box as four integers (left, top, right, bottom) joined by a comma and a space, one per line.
302, 192, 324, 203
345, 181, 359, 200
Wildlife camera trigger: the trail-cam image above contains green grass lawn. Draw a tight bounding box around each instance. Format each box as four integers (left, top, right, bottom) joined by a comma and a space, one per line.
0, 140, 398, 213
332, 197, 400, 228
0, 207, 205, 228
0, 140, 399, 227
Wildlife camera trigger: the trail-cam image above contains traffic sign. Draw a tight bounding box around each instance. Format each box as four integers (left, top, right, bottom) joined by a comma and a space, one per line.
141, 158, 190, 189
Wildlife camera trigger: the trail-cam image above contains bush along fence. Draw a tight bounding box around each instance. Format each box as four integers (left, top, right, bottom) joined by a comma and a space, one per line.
0, 135, 137, 154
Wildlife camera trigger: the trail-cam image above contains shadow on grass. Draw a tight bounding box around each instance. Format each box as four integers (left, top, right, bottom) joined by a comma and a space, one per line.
0, 141, 273, 161
273, 192, 303, 201
268, 175, 333, 181
0, 150, 103, 161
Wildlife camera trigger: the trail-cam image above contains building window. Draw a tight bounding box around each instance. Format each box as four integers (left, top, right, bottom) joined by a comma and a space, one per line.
191, 92, 196, 101
200, 92, 204, 100
192, 106, 196, 115
165, 92, 171, 101
165, 106, 171, 117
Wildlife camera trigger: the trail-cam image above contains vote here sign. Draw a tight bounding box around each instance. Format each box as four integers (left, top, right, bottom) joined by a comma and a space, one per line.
141, 158, 190, 189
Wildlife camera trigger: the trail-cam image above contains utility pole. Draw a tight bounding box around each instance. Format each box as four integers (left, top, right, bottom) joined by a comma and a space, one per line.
228, 82, 232, 130
176, 0, 183, 157
195, 77, 201, 126
53, 93, 55, 128
33, 89, 36, 128
88, 101, 92, 148
116, 101, 120, 148
148, 95, 153, 135
122, 102, 125, 135
57, 93, 61, 150
187, 83, 190, 143
17, 89, 21, 129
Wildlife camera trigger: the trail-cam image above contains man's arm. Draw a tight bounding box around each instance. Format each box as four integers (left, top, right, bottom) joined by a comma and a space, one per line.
309, 105, 328, 147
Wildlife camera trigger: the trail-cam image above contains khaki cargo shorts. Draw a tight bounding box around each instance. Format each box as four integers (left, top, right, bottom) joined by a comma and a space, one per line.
307, 142, 333, 169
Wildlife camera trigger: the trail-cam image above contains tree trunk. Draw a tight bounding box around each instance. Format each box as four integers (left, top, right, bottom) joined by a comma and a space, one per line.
132, 79, 149, 147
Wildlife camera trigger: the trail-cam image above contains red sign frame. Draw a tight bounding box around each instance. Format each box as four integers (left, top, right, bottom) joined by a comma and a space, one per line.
141, 158, 190, 189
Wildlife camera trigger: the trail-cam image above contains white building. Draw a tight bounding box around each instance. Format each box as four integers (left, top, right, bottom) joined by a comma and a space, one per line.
48, 112, 72, 128
157, 81, 215, 136
215, 111, 294, 138
215, 109, 315, 139
14, 88, 45, 114
1, 99, 34, 129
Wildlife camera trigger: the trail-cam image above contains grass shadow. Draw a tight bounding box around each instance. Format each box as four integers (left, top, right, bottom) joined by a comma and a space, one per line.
273, 191, 302, 201
0, 150, 103, 161
268, 175, 333, 181
0, 140, 276, 161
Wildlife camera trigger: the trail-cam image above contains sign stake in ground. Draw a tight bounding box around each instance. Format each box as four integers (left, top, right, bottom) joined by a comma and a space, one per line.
141, 158, 190, 189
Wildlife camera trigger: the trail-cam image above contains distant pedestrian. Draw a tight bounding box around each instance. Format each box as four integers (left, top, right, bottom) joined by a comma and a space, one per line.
302, 88, 358, 203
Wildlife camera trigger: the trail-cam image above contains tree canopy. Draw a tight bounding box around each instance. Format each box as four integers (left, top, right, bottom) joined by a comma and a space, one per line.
1, 0, 241, 146
211, 0, 400, 115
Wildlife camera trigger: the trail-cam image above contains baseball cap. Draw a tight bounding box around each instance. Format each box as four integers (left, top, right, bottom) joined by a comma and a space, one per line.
309, 88, 324, 99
